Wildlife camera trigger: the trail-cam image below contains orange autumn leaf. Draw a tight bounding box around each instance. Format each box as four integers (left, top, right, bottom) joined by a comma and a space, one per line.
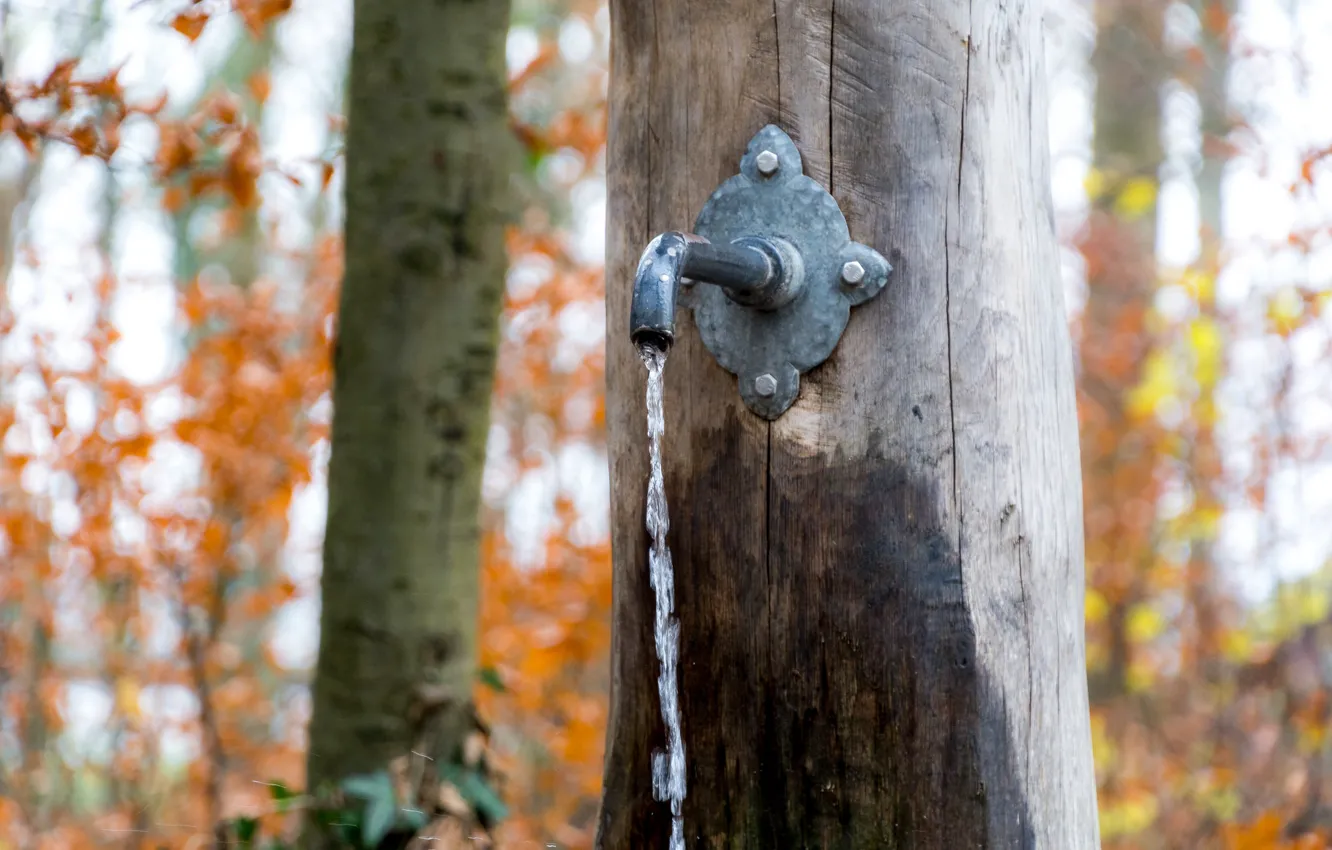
1297, 146, 1332, 189
210, 90, 243, 125
1203, 1, 1232, 38
80, 67, 124, 101
100, 117, 120, 156
67, 123, 98, 156
247, 70, 272, 105
172, 10, 211, 42
223, 129, 263, 208
156, 122, 199, 175
235, 0, 293, 37
39, 58, 78, 95
162, 183, 187, 212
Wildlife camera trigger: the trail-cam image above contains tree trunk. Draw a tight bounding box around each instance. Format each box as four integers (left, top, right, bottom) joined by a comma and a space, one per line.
306, 0, 515, 790
1195, 0, 1233, 243
1181, 0, 1231, 684
1080, 0, 1166, 705
600, 1, 1099, 847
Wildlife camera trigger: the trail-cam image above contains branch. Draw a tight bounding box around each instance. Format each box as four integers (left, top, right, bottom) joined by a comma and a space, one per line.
167, 563, 229, 846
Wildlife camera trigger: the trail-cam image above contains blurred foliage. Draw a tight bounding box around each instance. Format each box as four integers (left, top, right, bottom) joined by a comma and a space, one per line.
0, 0, 609, 846
1078, 0, 1332, 847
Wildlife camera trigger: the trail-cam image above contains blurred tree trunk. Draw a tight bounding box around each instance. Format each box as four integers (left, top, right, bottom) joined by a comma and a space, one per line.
1181, 0, 1233, 686
7, 1, 108, 829
1080, 0, 1167, 703
1195, 0, 1233, 242
1082, 3, 1240, 844
600, 0, 1098, 846
159, 24, 277, 841
305, 0, 515, 795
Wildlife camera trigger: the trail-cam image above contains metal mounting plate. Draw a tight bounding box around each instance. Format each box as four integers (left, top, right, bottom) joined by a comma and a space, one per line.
681, 125, 892, 420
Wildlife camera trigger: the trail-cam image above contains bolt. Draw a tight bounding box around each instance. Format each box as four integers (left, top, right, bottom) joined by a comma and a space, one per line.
755, 150, 780, 177
840, 260, 866, 286
755, 373, 778, 397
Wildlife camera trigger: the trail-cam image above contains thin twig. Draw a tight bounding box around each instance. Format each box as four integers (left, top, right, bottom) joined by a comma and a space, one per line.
167, 562, 228, 847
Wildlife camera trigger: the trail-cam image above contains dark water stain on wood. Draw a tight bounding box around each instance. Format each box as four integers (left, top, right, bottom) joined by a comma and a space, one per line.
601, 420, 1033, 848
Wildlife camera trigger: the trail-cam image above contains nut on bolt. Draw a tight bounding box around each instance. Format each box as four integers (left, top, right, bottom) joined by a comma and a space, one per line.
755, 150, 780, 177
754, 373, 778, 397
840, 260, 867, 286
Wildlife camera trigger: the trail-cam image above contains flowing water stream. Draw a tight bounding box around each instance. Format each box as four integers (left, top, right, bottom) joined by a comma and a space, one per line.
640, 341, 686, 850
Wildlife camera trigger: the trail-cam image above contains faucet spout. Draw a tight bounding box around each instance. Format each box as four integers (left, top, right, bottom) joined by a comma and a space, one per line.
629, 231, 788, 350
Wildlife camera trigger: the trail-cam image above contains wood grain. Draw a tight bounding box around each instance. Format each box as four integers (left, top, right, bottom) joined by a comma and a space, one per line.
600, 1, 1099, 846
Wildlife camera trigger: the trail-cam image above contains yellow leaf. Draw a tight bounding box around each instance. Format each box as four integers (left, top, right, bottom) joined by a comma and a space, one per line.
1299, 723, 1326, 752
1268, 286, 1304, 336
1194, 397, 1218, 427
1100, 790, 1160, 838
1085, 588, 1109, 624
1126, 659, 1155, 693
1192, 504, 1223, 538
1089, 712, 1117, 770
1222, 629, 1253, 663
115, 678, 140, 719
1120, 794, 1159, 834
1125, 350, 1177, 420
1181, 267, 1215, 302
1187, 316, 1223, 388
1083, 167, 1107, 201
1126, 604, 1165, 644
1202, 786, 1240, 821
1296, 585, 1329, 625
1114, 177, 1158, 220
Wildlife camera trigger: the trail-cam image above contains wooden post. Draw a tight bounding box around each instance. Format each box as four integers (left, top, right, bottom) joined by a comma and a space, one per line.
600, 1, 1100, 847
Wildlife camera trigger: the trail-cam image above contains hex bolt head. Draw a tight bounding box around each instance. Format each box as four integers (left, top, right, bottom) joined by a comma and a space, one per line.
755, 150, 780, 177
754, 373, 778, 397
840, 260, 867, 286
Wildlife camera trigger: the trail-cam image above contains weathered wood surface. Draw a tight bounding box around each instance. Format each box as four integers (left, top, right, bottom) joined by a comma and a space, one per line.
600, 0, 1100, 847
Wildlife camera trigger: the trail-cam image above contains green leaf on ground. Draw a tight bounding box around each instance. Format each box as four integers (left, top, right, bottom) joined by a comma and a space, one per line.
477, 666, 507, 692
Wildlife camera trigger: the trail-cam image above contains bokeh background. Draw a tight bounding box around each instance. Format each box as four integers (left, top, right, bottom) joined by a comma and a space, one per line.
0, 0, 1329, 847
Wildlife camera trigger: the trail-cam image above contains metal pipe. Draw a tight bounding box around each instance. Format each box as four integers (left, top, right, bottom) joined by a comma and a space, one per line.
629, 231, 784, 349
681, 240, 776, 293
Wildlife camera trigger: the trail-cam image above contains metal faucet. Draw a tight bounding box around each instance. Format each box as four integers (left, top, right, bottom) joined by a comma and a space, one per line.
624, 125, 892, 420
629, 231, 803, 350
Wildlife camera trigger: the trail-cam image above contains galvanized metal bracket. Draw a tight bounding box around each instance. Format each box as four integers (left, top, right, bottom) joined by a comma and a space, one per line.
679, 125, 892, 420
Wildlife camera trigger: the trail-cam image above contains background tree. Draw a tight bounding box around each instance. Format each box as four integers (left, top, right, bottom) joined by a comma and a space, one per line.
1075, 0, 1332, 845
305, 0, 516, 808
0, 1, 328, 842
0, 0, 610, 844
